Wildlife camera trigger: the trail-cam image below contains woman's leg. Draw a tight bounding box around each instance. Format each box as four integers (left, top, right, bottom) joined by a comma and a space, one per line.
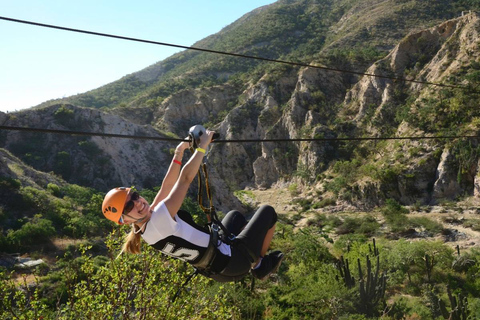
236, 205, 278, 259
221, 210, 247, 236
218, 205, 282, 280
260, 224, 276, 258
236, 205, 282, 280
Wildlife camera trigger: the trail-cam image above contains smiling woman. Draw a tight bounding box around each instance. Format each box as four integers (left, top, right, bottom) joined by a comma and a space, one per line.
101, 128, 283, 283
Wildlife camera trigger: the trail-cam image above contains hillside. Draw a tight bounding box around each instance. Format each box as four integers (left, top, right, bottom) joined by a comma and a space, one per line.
2, 3, 480, 214
36, 0, 476, 111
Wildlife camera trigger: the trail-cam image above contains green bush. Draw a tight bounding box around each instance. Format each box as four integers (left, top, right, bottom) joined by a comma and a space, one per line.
336, 216, 380, 236
409, 217, 444, 235
382, 199, 409, 216
381, 199, 411, 233
292, 197, 312, 212
312, 197, 337, 208
383, 240, 454, 288
0, 233, 236, 319
324, 176, 348, 195
6, 215, 56, 248
46, 183, 61, 197
356, 216, 381, 236
337, 217, 363, 235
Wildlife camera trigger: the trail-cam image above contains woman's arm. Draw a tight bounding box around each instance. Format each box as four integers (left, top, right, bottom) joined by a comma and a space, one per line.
163, 130, 215, 218
151, 140, 190, 208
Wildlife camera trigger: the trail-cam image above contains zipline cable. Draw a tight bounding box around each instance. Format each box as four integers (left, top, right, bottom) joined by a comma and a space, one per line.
0, 15, 473, 91
1, 125, 479, 143
0, 125, 184, 142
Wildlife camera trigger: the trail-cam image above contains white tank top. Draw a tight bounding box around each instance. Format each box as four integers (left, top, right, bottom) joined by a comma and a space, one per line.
142, 201, 231, 263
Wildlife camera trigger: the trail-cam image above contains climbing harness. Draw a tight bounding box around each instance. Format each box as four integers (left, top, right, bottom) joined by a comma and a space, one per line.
172, 125, 256, 302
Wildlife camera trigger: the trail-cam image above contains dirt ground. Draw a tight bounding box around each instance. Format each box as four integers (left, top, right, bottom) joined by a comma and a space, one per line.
248, 187, 480, 252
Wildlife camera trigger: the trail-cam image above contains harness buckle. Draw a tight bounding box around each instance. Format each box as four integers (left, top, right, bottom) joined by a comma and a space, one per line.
211, 223, 220, 233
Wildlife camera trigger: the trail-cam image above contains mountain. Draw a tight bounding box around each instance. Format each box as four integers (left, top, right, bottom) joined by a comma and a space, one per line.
1, 0, 480, 213
36, 0, 475, 112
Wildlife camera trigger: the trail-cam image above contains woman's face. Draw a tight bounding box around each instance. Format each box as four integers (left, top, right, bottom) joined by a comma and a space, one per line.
122, 192, 151, 224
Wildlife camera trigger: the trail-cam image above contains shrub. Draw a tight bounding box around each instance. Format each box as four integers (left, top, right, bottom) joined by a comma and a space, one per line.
409, 217, 444, 235
382, 199, 409, 216
292, 198, 312, 212
0, 233, 236, 319
324, 176, 348, 195
47, 183, 61, 197
382, 199, 411, 233
6, 215, 56, 248
356, 216, 381, 236
53, 105, 75, 125
288, 183, 299, 196
337, 217, 362, 235
312, 197, 336, 208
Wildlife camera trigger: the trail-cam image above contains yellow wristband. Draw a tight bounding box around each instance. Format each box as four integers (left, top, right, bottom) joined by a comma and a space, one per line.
196, 147, 206, 154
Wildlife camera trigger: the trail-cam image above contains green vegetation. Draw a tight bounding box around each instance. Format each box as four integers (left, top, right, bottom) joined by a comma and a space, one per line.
2, 187, 479, 319
0, 237, 234, 319
0, 180, 108, 252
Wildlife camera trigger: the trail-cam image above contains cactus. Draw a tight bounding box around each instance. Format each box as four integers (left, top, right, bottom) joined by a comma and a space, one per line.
424, 253, 435, 282
368, 238, 379, 257
336, 255, 355, 288
357, 255, 387, 316
438, 288, 469, 320
336, 239, 387, 317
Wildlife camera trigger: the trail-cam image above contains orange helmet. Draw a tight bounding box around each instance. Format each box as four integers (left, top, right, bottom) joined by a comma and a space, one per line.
102, 187, 131, 224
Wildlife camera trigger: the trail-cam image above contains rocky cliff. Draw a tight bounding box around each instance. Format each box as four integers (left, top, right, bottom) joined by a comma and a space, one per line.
0, 105, 172, 191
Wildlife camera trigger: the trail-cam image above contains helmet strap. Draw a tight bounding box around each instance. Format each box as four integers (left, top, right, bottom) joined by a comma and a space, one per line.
133, 217, 149, 234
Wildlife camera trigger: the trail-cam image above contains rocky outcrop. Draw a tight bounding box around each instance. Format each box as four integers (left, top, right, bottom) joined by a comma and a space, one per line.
153, 85, 241, 137
433, 148, 461, 200
344, 14, 479, 126
0, 148, 65, 189
0, 105, 172, 191
334, 13, 480, 206
0, 111, 7, 124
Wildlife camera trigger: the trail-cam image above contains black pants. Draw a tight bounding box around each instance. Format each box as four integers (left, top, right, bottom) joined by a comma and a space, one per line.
209, 205, 277, 282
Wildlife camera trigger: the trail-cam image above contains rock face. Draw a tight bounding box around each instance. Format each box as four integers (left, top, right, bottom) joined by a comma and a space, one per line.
153, 85, 241, 137
337, 13, 480, 206
2, 13, 480, 211
0, 105, 171, 191
0, 148, 65, 189
344, 16, 472, 125
433, 148, 461, 200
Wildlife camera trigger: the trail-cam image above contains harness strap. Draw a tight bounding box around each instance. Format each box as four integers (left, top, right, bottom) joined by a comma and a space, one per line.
191, 224, 219, 270
172, 269, 199, 303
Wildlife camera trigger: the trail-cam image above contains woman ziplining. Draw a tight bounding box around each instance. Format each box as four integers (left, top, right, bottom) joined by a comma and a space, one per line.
101, 126, 284, 282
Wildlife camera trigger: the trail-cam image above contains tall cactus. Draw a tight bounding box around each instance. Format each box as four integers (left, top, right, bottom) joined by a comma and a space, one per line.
438, 288, 469, 320
357, 254, 387, 316
368, 238, 379, 257
336, 255, 355, 288
424, 253, 435, 282
336, 239, 387, 317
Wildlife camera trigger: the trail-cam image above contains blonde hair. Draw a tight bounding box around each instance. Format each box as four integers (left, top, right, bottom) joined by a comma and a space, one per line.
119, 225, 142, 256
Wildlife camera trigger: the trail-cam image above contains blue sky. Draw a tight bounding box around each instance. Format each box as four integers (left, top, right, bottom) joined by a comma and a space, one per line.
0, 0, 276, 112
